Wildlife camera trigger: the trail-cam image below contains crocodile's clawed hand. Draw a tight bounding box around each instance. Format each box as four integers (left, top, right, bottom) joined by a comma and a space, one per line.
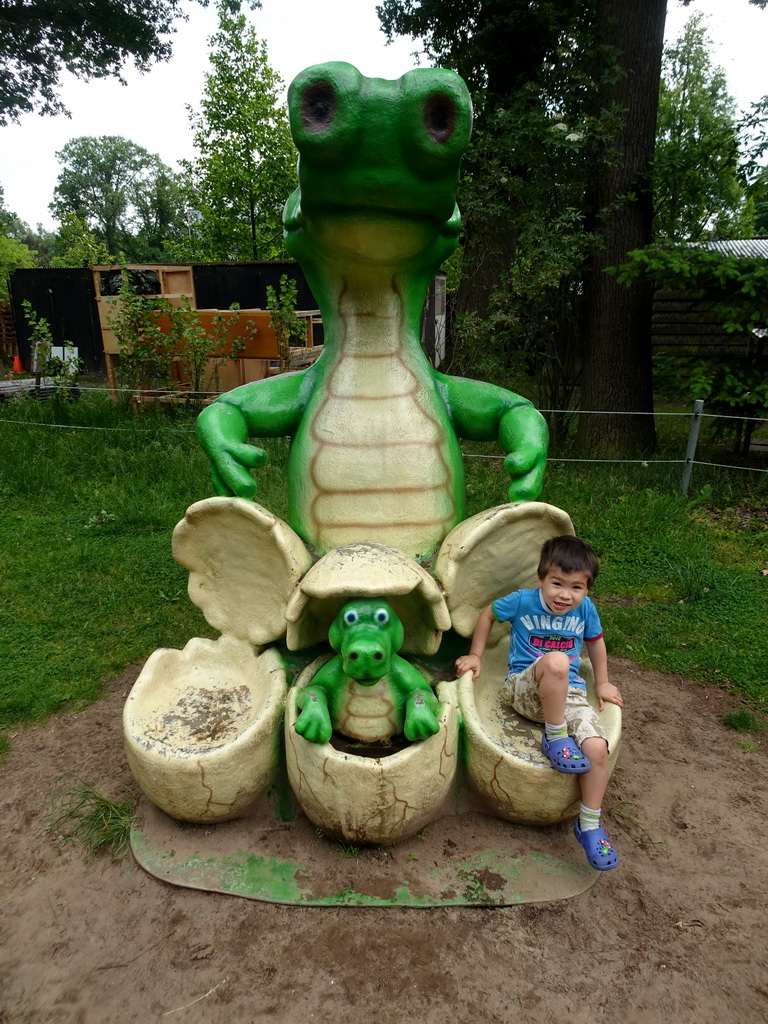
504, 446, 548, 503
210, 444, 269, 499
295, 687, 333, 745
404, 690, 441, 741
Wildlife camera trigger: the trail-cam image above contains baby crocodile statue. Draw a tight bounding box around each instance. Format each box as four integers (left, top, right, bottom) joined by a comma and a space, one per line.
197, 62, 549, 560
294, 600, 440, 745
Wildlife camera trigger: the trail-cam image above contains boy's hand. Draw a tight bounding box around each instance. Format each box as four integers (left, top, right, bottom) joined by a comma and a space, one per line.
596, 681, 624, 711
455, 653, 482, 680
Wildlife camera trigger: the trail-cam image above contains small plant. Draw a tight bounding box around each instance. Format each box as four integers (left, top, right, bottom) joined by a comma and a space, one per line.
21, 300, 84, 395
45, 776, 137, 861
166, 295, 211, 395
84, 509, 118, 529
667, 556, 719, 603
204, 303, 253, 393
266, 275, 305, 371
722, 709, 763, 732
110, 271, 254, 401
21, 299, 53, 374
109, 269, 176, 397
737, 739, 761, 753
335, 839, 361, 859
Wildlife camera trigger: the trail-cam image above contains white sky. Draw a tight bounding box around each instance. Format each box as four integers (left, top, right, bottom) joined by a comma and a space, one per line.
0, 0, 766, 232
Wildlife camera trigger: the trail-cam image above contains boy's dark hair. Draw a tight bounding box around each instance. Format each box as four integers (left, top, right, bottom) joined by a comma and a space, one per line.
538, 535, 600, 586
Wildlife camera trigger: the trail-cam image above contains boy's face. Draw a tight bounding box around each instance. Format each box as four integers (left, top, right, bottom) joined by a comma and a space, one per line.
537, 568, 590, 615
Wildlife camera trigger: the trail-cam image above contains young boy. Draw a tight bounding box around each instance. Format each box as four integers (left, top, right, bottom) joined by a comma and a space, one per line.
455, 535, 624, 871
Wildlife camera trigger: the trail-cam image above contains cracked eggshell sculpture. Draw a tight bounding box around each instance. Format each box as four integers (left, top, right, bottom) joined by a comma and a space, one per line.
285, 541, 451, 655
284, 545, 459, 843
173, 497, 313, 645
458, 638, 621, 825
124, 636, 287, 822
286, 660, 460, 845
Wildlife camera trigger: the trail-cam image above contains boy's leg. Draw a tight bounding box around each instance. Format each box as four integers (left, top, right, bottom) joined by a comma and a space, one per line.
507, 660, 591, 773
533, 651, 570, 725
535, 653, 592, 772
579, 737, 610, 810
573, 735, 619, 870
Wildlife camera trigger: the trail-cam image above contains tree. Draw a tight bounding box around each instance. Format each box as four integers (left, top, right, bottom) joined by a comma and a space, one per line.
379, 0, 767, 456
1, 185, 40, 297
576, 0, 667, 457
0, 235, 37, 303
50, 136, 186, 260
0, 185, 56, 266
378, 0, 586, 318
618, 244, 768, 453
173, 7, 296, 262
654, 14, 751, 242
50, 213, 113, 268
379, 0, 664, 455
0, 0, 259, 126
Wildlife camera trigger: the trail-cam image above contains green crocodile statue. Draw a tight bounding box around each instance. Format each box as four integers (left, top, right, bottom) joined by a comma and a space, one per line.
196, 62, 549, 561
294, 599, 440, 745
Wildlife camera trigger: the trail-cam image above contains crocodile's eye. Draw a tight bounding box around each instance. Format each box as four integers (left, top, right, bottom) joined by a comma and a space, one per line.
301, 81, 337, 131
423, 93, 457, 144
343, 609, 359, 625
374, 608, 389, 625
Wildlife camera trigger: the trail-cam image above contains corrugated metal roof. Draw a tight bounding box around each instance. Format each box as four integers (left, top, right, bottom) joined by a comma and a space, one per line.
697, 238, 768, 258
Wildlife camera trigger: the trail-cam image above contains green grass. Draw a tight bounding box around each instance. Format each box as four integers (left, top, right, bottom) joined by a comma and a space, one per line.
722, 709, 764, 732
1, 389, 766, 750
45, 776, 138, 860
0, 392, 289, 737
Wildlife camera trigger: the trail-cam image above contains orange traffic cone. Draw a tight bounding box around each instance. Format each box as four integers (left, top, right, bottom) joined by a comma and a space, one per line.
13, 356, 23, 374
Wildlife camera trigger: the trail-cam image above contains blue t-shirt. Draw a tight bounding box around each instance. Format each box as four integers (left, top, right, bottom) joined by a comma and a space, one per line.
492, 588, 603, 689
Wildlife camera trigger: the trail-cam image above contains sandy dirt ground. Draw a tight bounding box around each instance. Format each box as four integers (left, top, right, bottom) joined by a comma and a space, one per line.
1, 655, 767, 1024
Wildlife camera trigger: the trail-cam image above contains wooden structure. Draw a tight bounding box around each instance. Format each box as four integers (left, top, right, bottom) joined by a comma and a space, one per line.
0, 304, 18, 365
92, 265, 320, 398
652, 290, 762, 357
652, 238, 768, 357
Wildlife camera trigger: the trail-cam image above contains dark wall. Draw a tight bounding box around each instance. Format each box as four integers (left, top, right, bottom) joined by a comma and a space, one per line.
193, 262, 317, 311
8, 262, 319, 372
9, 268, 100, 371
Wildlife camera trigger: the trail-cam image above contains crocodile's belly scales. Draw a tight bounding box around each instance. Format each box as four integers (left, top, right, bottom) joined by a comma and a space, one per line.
288, 301, 463, 558
335, 679, 399, 743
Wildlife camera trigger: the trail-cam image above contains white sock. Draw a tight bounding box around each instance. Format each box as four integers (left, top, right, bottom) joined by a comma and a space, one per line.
579, 804, 601, 831
544, 721, 568, 740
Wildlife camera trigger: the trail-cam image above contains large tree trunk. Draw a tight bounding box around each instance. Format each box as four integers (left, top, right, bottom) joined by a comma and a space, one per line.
577, 0, 667, 456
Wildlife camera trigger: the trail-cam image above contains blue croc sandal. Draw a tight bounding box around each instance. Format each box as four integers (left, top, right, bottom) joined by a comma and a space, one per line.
540, 733, 591, 773
574, 820, 619, 871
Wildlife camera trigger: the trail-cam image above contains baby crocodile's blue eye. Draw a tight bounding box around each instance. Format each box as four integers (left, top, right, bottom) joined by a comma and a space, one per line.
374, 608, 389, 624
343, 609, 359, 625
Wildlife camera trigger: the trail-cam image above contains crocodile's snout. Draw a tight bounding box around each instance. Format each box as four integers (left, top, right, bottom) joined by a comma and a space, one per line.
328, 600, 405, 683
341, 630, 391, 683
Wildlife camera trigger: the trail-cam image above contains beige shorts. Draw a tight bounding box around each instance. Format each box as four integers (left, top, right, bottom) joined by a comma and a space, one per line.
501, 660, 608, 749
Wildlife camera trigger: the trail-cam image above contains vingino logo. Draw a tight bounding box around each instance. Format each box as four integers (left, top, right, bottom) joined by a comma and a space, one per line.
529, 634, 576, 653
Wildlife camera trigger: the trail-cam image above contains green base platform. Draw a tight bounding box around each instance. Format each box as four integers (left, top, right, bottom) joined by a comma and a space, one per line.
130, 799, 600, 906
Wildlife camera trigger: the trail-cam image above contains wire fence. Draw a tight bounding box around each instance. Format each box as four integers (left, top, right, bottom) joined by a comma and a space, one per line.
1, 386, 766, 490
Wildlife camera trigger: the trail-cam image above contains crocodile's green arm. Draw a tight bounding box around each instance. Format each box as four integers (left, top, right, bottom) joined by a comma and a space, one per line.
388, 655, 440, 741
435, 371, 549, 502
295, 672, 337, 745
196, 369, 312, 499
